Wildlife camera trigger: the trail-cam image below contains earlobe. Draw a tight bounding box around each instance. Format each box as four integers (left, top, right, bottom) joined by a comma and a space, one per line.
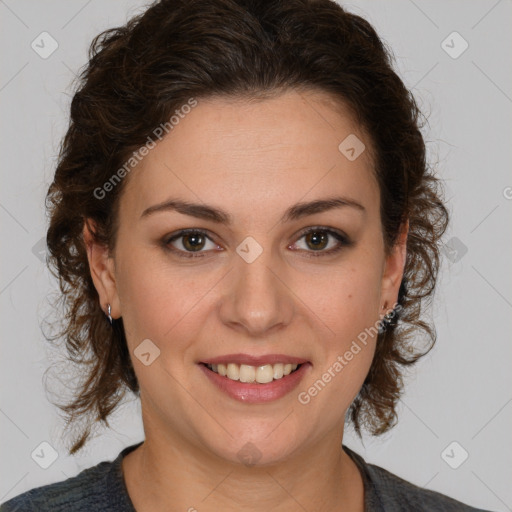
82, 218, 120, 320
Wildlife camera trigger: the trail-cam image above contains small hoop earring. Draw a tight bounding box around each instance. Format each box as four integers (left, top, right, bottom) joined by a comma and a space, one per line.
107, 303, 113, 325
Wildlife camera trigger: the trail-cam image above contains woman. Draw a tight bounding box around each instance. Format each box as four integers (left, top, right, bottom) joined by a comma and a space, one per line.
0, 0, 494, 510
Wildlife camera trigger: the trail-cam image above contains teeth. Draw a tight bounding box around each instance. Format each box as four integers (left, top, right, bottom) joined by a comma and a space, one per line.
273, 363, 284, 379
206, 362, 300, 383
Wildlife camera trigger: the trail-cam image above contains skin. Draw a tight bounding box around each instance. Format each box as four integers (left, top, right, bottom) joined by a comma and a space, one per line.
83, 88, 408, 512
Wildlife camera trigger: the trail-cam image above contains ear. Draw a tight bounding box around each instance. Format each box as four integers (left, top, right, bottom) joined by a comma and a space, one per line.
380, 219, 409, 310
82, 218, 121, 320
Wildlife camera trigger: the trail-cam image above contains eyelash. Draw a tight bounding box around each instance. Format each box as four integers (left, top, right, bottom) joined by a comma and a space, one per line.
162, 226, 353, 259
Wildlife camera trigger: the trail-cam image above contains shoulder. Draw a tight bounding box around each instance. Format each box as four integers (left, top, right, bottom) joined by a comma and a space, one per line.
343, 445, 495, 512
0, 445, 137, 512
0, 461, 111, 511
364, 462, 493, 511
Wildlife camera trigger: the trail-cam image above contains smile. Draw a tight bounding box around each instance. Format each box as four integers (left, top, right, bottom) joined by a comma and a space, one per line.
199, 361, 311, 403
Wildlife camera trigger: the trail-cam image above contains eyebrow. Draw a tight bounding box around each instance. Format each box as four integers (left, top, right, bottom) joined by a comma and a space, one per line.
140, 196, 366, 224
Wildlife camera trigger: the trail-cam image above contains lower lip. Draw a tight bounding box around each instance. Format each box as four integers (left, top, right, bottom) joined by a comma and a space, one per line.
198, 363, 311, 403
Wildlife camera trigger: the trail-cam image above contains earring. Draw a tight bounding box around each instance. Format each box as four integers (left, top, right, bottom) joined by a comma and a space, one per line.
379, 303, 395, 333
383, 309, 395, 322
107, 303, 113, 325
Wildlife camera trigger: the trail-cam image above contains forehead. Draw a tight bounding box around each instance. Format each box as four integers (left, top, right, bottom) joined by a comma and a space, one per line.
121, 89, 379, 223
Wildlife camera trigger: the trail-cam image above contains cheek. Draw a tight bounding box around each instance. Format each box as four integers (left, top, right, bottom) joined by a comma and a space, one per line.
115, 246, 219, 348
297, 262, 382, 342
299, 268, 380, 415
294, 253, 382, 403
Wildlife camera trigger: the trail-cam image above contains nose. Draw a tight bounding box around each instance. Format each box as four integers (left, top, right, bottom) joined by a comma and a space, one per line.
218, 244, 295, 337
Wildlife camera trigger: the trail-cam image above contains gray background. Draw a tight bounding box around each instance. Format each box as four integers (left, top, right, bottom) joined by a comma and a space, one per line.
1, 0, 511, 510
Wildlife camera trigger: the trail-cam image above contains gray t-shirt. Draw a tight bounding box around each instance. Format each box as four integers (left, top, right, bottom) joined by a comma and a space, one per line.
0, 441, 494, 511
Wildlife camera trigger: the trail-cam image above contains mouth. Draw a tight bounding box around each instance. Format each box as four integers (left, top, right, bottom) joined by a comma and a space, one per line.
198, 359, 311, 403
201, 362, 303, 384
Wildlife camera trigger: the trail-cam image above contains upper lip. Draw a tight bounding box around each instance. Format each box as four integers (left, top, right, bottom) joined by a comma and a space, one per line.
200, 353, 309, 366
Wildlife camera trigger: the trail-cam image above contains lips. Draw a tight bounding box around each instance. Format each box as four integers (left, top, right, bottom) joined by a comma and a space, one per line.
199, 360, 312, 403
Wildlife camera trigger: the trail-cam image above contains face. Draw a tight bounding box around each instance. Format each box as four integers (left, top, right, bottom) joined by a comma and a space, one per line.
85, 89, 407, 466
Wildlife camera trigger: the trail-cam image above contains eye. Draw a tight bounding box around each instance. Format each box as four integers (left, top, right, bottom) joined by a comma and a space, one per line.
163, 226, 353, 259
290, 226, 353, 257
163, 229, 220, 258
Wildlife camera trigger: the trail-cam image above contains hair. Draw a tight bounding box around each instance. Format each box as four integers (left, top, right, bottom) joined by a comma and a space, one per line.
44, 0, 449, 455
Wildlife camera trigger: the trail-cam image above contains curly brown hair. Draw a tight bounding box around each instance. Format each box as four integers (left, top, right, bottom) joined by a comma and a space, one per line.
44, 0, 449, 455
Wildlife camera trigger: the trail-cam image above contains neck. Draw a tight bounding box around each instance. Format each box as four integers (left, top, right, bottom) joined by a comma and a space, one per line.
122, 424, 364, 512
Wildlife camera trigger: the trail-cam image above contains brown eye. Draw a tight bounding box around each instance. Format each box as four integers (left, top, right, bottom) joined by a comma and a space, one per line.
291, 227, 353, 258
164, 229, 218, 258
304, 231, 329, 251
181, 232, 206, 252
